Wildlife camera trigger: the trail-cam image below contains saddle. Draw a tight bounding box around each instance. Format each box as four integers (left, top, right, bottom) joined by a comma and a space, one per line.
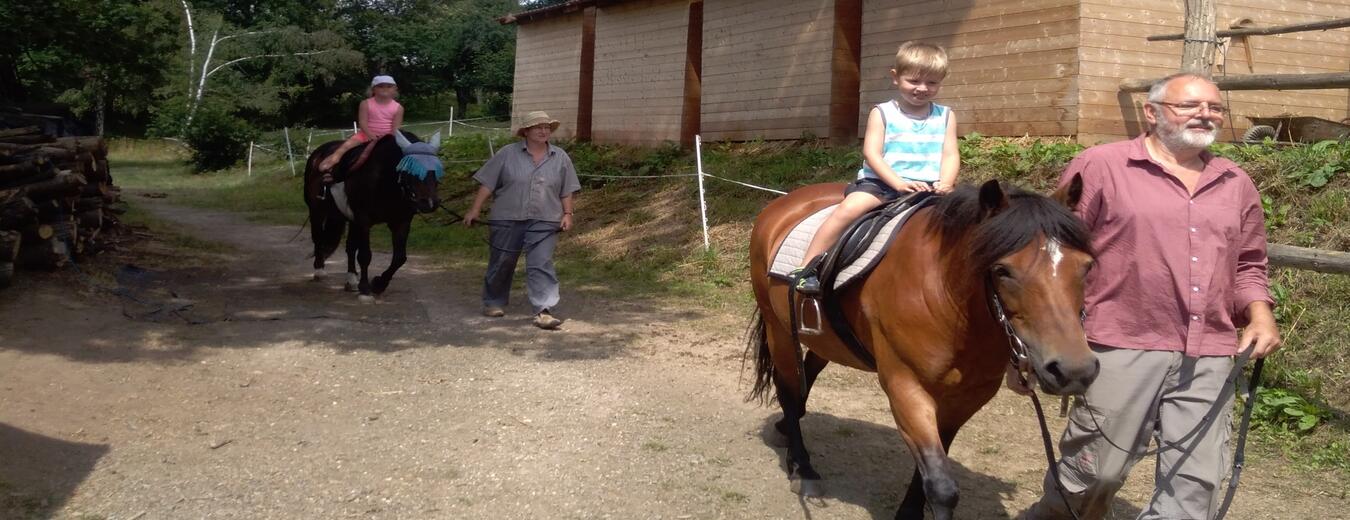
317, 136, 386, 202
771, 191, 937, 369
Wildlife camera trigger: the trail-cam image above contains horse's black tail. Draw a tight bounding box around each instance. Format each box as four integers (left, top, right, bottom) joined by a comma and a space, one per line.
312, 213, 345, 262
744, 308, 776, 405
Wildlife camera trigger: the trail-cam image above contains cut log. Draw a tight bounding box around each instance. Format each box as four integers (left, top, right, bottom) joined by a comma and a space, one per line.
22, 223, 54, 242
51, 136, 107, 157
17, 236, 68, 269
0, 168, 58, 190
19, 170, 86, 199
0, 134, 56, 146
77, 208, 102, 230
0, 126, 41, 139
0, 194, 38, 229
0, 156, 49, 177
0, 230, 20, 262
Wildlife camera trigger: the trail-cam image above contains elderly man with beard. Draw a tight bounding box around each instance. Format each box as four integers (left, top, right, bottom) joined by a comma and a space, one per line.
1017, 73, 1281, 520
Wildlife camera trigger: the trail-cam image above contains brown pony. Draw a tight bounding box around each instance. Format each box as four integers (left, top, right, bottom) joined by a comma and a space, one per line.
747, 178, 1098, 519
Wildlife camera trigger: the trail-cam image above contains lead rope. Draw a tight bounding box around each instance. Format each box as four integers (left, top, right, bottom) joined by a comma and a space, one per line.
1214, 356, 1265, 520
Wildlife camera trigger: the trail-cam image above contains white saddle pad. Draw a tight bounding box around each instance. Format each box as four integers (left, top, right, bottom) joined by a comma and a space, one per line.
330, 182, 355, 221
768, 203, 921, 289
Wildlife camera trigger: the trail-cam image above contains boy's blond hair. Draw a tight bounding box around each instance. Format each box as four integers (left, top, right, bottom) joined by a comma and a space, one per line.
893, 41, 948, 79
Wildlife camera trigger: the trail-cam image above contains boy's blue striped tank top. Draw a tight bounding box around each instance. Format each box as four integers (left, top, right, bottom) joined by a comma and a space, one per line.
858, 101, 949, 183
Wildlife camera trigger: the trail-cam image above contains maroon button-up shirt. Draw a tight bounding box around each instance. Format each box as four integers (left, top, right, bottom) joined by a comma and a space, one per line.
1059, 135, 1273, 357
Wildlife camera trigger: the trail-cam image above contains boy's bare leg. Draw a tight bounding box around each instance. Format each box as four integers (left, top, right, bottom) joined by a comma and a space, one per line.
799, 191, 884, 266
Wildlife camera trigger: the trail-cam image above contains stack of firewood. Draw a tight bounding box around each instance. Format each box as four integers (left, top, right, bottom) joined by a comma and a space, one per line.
0, 126, 122, 288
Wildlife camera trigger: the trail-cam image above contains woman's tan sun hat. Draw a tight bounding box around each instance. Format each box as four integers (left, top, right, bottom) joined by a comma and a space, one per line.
516, 111, 561, 137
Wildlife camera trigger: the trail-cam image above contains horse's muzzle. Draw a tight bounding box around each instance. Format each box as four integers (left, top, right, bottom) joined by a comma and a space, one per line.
417, 199, 439, 214
1038, 356, 1100, 396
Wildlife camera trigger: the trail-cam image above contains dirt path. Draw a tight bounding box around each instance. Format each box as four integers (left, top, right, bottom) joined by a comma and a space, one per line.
1, 200, 1343, 519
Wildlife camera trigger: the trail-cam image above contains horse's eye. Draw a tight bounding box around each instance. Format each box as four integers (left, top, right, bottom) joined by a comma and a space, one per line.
992, 264, 1013, 279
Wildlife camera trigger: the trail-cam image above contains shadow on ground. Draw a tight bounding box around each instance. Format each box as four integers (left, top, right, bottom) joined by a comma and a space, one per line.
754, 412, 1144, 519
0, 423, 109, 519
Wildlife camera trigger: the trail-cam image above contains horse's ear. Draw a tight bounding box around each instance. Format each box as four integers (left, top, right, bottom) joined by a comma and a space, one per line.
1053, 173, 1083, 209
393, 130, 413, 150
428, 131, 442, 149
979, 179, 1008, 217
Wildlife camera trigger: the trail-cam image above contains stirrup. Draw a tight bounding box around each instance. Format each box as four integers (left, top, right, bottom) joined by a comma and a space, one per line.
797, 296, 823, 336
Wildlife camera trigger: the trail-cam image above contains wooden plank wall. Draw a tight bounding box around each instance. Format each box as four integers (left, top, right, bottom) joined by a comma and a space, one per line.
592, 0, 690, 145
511, 13, 585, 140
1079, 0, 1350, 144
700, 0, 836, 141
860, 0, 1082, 139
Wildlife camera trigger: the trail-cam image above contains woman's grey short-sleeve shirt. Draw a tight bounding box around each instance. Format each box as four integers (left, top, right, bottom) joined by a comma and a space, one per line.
473, 142, 581, 222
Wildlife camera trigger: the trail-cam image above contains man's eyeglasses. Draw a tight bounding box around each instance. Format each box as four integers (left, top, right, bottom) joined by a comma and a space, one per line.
1154, 101, 1227, 116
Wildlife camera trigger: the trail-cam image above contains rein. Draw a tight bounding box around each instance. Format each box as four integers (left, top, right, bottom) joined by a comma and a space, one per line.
987, 273, 1264, 520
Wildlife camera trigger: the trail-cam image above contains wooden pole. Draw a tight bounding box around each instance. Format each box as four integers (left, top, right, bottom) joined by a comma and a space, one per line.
247, 141, 253, 177
1180, 0, 1218, 73
1121, 72, 1350, 92
1269, 244, 1350, 275
828, 0, 863, 146
576, 6, 596, 141
679, 0, 703, 150
1149, 16, 1350, 41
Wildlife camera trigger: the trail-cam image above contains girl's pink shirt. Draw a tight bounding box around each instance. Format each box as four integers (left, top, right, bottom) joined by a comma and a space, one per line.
363, 98, 402, 138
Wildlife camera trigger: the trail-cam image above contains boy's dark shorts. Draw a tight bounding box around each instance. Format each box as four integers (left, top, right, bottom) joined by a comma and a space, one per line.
845, 178, 932, 201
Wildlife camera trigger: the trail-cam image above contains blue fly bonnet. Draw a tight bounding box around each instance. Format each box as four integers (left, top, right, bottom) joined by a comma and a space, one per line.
396, 141, 444, 181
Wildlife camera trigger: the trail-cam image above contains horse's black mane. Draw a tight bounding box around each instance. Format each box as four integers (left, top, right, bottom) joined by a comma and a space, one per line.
926, 182, 1092, 273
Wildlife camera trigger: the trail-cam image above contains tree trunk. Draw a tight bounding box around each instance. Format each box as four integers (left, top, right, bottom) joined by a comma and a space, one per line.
455, 86, 473, 124
1181, 0, 1217, 73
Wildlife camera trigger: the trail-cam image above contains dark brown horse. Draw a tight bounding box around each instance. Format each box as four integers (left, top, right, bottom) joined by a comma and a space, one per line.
303, 130, 442, 300
747, 178, 1098, 519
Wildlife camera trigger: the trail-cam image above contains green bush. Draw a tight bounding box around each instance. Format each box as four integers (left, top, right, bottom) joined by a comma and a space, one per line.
184, 108, 259, 172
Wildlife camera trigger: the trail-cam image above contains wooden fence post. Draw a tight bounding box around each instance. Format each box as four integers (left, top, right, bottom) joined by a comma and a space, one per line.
1181, 0, 1218, 73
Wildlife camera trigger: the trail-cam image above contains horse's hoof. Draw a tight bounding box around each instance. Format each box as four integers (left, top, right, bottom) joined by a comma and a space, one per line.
312, 269, 325, 281
344, 283, 358, 292
345, 273, 359, 292
371, 276, 389, 295
358, 294, 375, 303
790, 477, 824, 497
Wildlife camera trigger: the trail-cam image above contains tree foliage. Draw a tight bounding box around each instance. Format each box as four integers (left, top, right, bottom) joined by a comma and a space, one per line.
3, 0, 528, 141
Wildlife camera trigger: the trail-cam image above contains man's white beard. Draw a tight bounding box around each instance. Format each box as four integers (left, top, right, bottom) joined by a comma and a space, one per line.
1157, 117, 1218, 151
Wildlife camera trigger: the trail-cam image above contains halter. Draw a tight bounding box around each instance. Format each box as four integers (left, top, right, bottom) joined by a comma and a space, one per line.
984, 270, 1084, 520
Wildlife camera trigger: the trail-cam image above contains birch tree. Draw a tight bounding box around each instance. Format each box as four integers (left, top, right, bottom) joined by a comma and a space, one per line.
175, 1, 361, 129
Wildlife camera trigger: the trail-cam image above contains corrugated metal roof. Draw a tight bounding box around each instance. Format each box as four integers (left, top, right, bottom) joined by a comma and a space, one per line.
499, 0, 650, 25
499, 1, 594, 25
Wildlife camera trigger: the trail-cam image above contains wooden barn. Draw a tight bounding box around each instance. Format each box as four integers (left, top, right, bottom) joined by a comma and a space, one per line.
502, 0, 1350, 145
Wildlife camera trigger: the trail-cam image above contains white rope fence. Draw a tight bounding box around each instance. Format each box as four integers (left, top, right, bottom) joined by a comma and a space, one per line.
244, 127, 790, 251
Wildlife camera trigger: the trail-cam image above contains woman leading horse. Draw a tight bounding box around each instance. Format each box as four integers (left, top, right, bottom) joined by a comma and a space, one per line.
747, 178, 1099, 519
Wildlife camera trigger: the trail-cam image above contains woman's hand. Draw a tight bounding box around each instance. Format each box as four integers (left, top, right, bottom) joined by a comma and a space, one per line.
560, 213, 574, 232
933, 181, 954, 194
463, 208, 480, 227
898, 180, 933, 192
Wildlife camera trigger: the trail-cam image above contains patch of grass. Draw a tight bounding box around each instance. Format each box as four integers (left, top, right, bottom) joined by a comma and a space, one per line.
641, 440, 669, 453
720, 490, 749, 504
